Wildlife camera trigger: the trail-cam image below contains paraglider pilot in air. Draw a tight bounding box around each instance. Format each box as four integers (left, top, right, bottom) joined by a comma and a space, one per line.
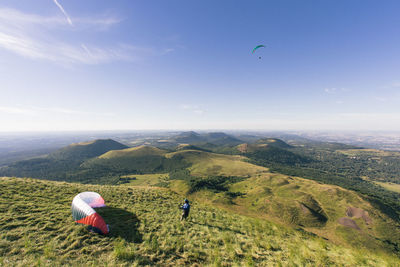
180, 199, 190, 221
252, 44, 265, 59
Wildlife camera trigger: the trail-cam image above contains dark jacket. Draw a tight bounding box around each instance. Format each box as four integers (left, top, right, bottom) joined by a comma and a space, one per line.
181, 203, 190, 214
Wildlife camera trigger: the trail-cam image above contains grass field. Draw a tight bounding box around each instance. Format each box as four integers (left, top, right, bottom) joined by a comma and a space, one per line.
2, 177, 399, 266
374, 181, 400, 194
164, 148, 400, 256
166, 150, 268, 177
189, 172, 400, 254
99, 146, 167, 159
120, 173, 169, 187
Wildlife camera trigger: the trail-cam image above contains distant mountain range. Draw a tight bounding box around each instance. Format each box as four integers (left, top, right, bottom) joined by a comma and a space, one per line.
0, 135, 300, 182
172, 131, 243, 146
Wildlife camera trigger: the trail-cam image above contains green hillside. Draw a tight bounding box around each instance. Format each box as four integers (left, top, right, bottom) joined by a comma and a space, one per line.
49, 139, 129, 161
239, 139, 400, 222
162, 150, 400, 255
99, 146, 167, 159
166, 150, 267, 177
0, 139, 129, 183
1, 177, 399, 266
173, 131, 203, 143
1, 139, 400, 260
190, 174, 400, 252
236, 138, 310, 165
176, 144, 212, 152
172, 131, 243, 147
374, 181, 400, 194
203, 132, 243, 146
255, 138, 293, 149
81, 146, 188, 180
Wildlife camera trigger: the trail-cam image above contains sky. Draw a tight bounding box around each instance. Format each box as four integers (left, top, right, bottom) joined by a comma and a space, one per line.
0, 0, 400, 132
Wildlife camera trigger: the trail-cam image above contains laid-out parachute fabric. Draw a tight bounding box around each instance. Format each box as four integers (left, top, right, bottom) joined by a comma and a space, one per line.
252, 45, 266, 54
71, 192, 109, 234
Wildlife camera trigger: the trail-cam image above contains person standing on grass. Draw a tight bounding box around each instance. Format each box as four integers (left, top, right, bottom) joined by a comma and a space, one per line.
180, 199, 190, 221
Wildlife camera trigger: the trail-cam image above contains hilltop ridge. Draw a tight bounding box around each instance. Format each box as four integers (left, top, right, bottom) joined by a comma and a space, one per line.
49, 139, 128, 161
99, 145, 167, 159
0, 139, 128, 183
1, 177, 398, 266
172, 131, 242, 147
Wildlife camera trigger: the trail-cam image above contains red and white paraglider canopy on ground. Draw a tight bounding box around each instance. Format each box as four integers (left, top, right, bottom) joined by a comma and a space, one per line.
71, 192, 109, 234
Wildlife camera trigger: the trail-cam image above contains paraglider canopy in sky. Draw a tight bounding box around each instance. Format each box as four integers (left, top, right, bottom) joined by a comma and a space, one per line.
252, 45, 266, 59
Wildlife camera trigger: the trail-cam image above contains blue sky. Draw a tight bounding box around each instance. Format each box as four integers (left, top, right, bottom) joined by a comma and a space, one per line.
0, 0, 399, 131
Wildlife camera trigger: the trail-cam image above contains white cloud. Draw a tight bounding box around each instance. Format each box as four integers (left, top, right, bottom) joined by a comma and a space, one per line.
179, 104, 205, 115
31, 106, 115, 116
324, 88, 337, 94
375, 97, 387, 102
53, 0, 73, 26
324, 87, 348, 94
0, 31, 137, 64
0, 8, 135, 65
193, 110, 204, 115
0, 106, 114, 117
81, 44, 93, 58
0, 8, 63, 26
0, 106, 33, 115
392, 82, 400, 88
161, 48, 175, 55
0, 8, 120, 29
180, 104, 192, 110
0, 32, 45, 59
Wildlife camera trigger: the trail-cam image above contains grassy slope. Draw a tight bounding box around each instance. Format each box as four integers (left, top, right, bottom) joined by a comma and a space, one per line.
49, 139, 129, 161
1, 177, 399, 267
99, 146, 167, 159
166, 150, 400, 257
0, 139, 129, 183
166, 150, 267, 177
80, 146, 187, 180
228, 174, 400, 251
50, 146, 400, 256
120, 173, 169, 187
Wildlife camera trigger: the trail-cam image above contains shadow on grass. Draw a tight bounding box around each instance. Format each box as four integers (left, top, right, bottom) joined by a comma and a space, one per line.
96, 206, 142, 243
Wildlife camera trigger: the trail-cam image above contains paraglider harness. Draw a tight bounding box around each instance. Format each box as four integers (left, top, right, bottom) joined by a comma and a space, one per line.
180, 199, 190, 220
